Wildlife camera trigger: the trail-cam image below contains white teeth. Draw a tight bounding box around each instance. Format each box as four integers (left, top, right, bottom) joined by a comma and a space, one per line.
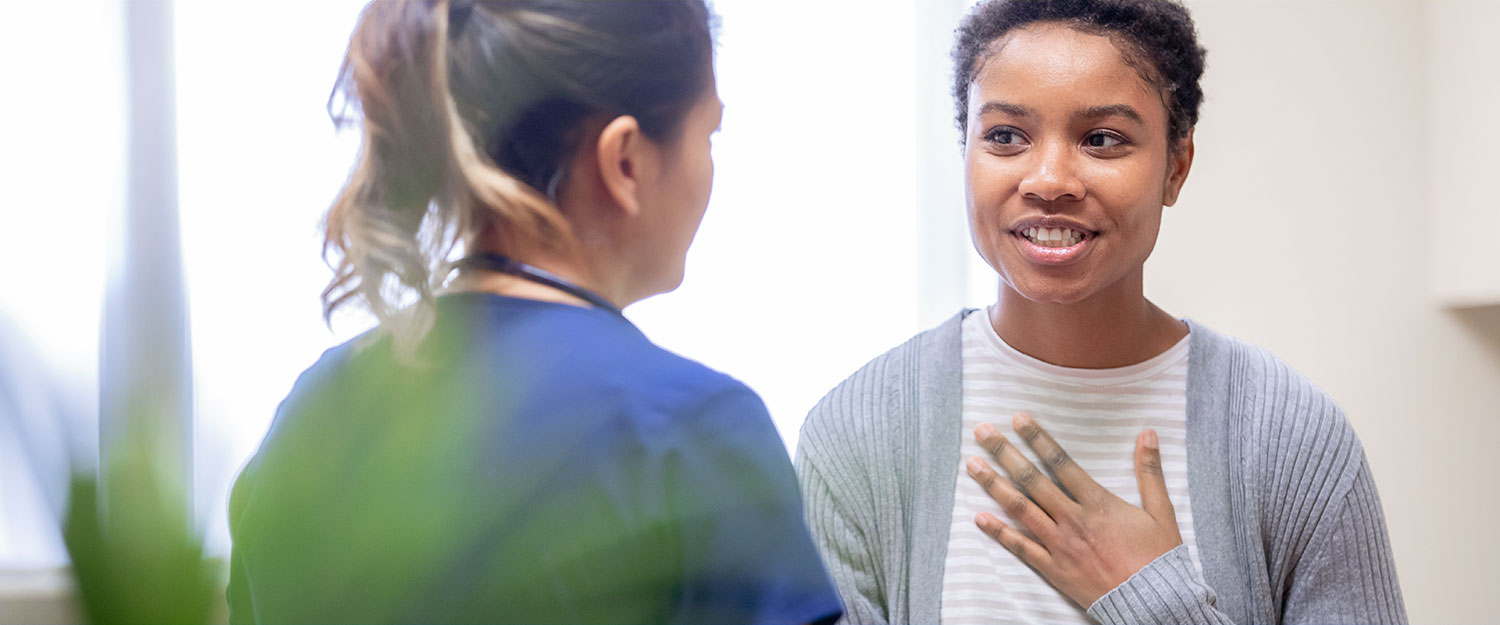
1022, 226, 1085, 247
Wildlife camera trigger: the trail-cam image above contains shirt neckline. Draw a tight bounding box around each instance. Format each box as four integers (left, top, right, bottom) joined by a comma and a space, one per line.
968, 306, 1191, 387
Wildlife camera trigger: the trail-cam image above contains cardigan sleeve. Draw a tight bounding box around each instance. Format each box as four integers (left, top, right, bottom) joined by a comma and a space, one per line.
1087, 545, 1236, 624
795, 444, 890, 625
1090, 334, 1408, 625
1280, 456, 1407, 623
1090, 454, 1406, 625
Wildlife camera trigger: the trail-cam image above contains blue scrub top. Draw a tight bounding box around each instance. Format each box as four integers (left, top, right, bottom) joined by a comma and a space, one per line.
228, 293, 843, 624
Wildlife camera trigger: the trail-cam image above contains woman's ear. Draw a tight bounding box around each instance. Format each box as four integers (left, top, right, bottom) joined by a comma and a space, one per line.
594, 115, 650, 217
1162, 129, 1195, 207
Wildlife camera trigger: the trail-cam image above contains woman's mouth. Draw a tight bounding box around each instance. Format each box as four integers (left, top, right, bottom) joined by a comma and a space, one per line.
1012, 225, 1093, 264
1019, 226, 1087, 247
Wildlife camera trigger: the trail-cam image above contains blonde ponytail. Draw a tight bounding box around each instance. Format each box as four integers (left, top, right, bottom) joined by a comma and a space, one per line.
322, 0, 575, 358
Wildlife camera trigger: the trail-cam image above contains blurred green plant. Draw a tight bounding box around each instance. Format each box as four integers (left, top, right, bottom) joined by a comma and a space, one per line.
61, 430, 218, 625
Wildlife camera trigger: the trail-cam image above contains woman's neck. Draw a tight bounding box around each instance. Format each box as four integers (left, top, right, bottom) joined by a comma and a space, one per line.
447, 249, 627, 310
989, 280, 1187, 369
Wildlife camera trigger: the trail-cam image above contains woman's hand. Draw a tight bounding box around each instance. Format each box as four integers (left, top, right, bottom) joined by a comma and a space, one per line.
965, 412, 1182, 608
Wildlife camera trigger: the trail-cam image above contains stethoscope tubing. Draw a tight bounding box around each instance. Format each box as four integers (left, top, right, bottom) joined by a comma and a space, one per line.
454, 253, 626, 319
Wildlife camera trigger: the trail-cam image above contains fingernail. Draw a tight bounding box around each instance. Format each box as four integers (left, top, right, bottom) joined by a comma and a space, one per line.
976, 423, 997, 438
1014, 413, 1033, 427
1144, 429, 1159, 450
967, 457, 985, 474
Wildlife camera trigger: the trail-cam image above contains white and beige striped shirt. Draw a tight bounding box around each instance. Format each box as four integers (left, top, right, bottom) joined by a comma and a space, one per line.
941, 309, 1203, 624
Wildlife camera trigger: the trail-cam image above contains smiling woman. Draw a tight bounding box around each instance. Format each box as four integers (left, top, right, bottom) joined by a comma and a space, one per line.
794, 1, 1406, 624
964, 22, 1193, 361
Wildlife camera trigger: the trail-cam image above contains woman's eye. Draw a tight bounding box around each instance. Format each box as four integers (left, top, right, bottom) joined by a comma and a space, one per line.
985, 127, 1027, 147
1085, 132, 1126, 149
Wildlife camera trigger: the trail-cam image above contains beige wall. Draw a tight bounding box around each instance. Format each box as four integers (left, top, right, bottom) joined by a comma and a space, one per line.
1147, 1, 1500, 622
1428, 1, 1500, 305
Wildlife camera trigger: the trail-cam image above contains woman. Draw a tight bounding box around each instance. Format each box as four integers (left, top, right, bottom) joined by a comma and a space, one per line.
796, 1, 1404, 623
227, 1, 842, 623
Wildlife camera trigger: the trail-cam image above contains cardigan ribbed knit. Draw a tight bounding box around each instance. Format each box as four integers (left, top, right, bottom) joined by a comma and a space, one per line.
795, 310, 1406, 624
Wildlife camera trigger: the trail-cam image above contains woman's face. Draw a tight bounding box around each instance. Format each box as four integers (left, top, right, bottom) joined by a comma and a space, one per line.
964, 24, 1192, 307
632, 75, 722, 298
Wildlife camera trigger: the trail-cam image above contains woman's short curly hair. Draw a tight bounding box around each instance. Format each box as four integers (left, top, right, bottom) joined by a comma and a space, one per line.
953, 0, 1207, 146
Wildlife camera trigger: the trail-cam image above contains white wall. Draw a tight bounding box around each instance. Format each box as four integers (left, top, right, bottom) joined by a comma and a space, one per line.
1139, 1, 1500, 622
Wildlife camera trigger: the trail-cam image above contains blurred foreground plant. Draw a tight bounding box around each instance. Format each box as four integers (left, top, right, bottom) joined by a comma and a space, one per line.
61, 430, 217, 624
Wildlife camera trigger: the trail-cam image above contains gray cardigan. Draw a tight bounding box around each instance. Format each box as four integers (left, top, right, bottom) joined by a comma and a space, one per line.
795, 311, 1406, 624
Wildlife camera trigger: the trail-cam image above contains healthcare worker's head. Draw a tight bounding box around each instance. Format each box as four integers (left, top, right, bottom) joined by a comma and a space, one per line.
323, 0, 720, 349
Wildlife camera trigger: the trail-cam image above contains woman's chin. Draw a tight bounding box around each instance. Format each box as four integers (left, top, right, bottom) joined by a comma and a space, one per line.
640, 265, 688, 302
1002, 278, 1096, 307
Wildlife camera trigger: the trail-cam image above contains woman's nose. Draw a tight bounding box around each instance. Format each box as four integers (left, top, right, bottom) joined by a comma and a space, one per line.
1017, 142, 1085, 202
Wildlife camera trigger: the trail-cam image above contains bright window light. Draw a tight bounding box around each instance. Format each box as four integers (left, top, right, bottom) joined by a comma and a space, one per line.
0, 1, 124, 569
173, 0, 965, 557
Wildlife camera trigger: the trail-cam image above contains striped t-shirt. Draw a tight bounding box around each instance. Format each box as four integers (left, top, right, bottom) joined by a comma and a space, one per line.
941, 309, 1203, 624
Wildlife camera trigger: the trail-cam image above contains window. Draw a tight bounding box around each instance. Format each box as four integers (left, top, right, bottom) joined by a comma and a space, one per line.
0, 1, 124, 569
